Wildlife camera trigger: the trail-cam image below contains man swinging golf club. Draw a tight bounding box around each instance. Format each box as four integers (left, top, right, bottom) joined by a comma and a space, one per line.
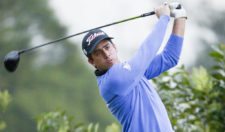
82, 2, 187, 132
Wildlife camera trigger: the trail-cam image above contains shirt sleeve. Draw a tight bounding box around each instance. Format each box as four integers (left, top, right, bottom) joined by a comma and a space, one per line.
144, 34, 184, 79
105, 15, 170, 96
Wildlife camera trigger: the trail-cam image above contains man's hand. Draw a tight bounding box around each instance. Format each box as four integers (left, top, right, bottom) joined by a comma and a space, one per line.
154, 3, 170, 19
169, 2, 187, 19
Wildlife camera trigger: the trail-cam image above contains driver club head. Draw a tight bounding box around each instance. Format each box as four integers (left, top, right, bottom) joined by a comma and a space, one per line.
4, 51, 20, 72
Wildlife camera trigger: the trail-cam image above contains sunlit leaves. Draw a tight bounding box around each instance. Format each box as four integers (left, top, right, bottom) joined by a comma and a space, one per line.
0, 90, 11, 112
36, 111, 72, 132
36, 110, 120, 132
0, 90, 11, 130
190, 66, 213, 92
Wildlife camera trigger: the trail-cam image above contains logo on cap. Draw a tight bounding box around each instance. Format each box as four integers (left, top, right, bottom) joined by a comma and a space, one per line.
86, 32, 105, 46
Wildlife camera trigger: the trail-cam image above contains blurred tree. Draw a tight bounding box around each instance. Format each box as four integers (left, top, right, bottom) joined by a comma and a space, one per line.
0, 0, 116, 131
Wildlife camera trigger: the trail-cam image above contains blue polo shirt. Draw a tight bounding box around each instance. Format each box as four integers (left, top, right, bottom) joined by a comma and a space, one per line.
96, 15, 183, 132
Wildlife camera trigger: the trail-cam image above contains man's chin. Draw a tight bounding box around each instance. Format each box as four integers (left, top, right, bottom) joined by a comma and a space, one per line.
102, 64, 113, 71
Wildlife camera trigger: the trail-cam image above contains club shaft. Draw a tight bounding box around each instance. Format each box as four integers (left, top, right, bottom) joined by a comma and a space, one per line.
19, 11, 155, 54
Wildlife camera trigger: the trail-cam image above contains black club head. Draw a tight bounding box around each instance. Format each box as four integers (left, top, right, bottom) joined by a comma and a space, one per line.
4, 51, 20, 72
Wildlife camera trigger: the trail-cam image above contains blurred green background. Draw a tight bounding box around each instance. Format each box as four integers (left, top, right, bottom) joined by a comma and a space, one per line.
0, 0, 116, 131
0, 0, 224, 131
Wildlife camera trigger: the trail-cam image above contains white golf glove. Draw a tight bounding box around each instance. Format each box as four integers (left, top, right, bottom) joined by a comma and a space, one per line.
169, 2, 187, 19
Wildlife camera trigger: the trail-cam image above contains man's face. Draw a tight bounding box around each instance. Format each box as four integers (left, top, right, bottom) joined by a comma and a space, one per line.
88, 40, 119, 71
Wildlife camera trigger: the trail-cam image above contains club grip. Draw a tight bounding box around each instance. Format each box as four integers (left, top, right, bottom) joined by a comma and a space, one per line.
141, 11, 155, 17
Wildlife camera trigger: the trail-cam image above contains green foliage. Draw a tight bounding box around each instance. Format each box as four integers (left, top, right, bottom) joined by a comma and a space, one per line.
0, 90, 11, 112
153, 44, 225, 132
105, 123, 120, 132
37, 111, 73, 132
0, 90, 11, 130
36, 111, 120, 132
191, 66, 213, 92
0, 121, 6, 131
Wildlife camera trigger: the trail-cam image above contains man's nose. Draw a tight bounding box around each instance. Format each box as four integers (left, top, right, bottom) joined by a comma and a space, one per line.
102, 49, 110, 58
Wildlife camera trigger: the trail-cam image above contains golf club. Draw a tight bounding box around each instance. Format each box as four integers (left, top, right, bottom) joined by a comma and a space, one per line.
3, 4, 181, 72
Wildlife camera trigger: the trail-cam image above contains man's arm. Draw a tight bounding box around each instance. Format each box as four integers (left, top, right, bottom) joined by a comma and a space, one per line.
172, 18, 186, 37
170, 2, 187, 36
144, 34, 183, 79
144, 5, 187, 79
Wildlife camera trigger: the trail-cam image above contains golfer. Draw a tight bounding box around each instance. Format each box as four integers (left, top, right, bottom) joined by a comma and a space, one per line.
82, 2, 187, 132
